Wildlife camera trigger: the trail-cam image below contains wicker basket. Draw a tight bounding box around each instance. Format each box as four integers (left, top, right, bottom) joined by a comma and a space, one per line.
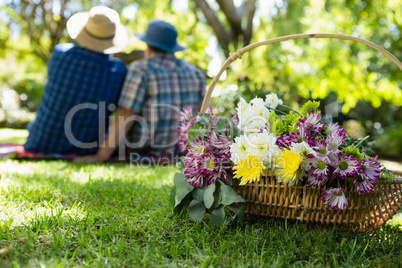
232, 171, 402, 231
200, 34, 402, 232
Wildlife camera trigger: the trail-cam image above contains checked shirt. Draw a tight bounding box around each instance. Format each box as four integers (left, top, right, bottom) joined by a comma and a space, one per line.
118, 53, 206, 157
24, 43, 127, 155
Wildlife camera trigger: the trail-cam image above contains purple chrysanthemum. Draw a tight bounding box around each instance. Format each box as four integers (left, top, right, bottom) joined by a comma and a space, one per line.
326, 129, 346, 151
359, 155, 382, 182
332, 154, 360, 180
321, 187, 348, 210
327, 121, 341, 133
306, 154, 330, 187
206, 130, 232, 160
354, 176, 377, 195
232, 115, 239, 125
178, 106, 193, 122
354, 155, 381, 194
183, 150, 220, 187
178, 117, 197, 152
303, 110, 322, 126
210, 115, 222, 125
182, 151, 204, 187
200, 153, 220, 184
314, 139, 328, 156
276, 134, 298, 149
295, 113, 324, 148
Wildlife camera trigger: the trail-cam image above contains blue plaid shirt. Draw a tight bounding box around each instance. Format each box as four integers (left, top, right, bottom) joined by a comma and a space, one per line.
24, 43, 127, 155
118, 53, 206, 156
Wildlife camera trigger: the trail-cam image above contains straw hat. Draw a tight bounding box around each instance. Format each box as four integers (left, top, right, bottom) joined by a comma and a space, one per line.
67, 6, 129, 54
135, 20, 186, 53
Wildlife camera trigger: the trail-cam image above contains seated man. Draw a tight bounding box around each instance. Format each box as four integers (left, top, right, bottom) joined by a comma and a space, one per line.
24, 6, 129, 155
75, 20, 206, 162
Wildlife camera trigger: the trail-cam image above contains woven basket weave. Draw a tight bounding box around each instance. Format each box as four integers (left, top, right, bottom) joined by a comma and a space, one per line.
200, 34, 402, 232
232, 171, 402, 231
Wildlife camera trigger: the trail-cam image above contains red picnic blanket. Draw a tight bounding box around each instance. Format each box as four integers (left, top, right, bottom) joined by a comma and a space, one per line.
0, 143, 75, 160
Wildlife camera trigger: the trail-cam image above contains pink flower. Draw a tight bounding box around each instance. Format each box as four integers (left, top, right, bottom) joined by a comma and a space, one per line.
321, 187, 348, 210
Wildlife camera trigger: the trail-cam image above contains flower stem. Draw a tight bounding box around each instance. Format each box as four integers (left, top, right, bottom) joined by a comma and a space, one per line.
278, 104, 302, 116
354, 135, 370, 148
265, 106, 287, 116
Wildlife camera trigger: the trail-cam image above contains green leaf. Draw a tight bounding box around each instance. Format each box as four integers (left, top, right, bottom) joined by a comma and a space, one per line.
196, 113, 211, 124
269, 110, 279, 136
217, 180, 245, 205
226, 118, 240, 140
224, 172, 233, 187
211, 190, 221, 209
173, 193, 193, 214
216, 118, 227, 135
211, 205, 225, 225
188, 122, 207, 144
227, 204, 245, 224
174, 172, 194, 207
188, 200, 206, 222
175, 160, 184, 171
193, 187, 205, 202
203, 183, 216, 209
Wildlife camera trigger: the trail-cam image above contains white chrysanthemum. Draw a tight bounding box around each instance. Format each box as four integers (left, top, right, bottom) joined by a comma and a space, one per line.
242, 116, 269, 135
230, 135, 250, 163
237, 100, 253, 129
250, 97, 271, 118
236, 97, 249, 120
237, 96, 271, 133
246, 131, 280, 168
265, 93, 283, 109
289, 141, 316, 171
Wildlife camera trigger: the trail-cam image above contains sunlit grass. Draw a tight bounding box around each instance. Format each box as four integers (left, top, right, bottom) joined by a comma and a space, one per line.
0, 159, 401, 267
0, 128, 28, 145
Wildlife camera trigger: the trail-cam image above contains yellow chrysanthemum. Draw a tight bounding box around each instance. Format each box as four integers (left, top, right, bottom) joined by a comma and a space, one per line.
233, 154, 264, 185
274, 149, 303, 186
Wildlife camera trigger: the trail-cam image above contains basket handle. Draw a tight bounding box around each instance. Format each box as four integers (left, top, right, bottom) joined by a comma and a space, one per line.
200, 33, 402, 113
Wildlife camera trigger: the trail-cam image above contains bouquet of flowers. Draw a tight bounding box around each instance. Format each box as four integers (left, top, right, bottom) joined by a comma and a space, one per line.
171, 93, 393, 224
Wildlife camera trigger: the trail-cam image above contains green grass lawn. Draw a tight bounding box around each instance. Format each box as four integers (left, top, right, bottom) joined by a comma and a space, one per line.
0, 128, 402, 267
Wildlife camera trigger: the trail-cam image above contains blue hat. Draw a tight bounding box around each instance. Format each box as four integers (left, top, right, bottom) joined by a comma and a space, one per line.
135, 20, 186, 53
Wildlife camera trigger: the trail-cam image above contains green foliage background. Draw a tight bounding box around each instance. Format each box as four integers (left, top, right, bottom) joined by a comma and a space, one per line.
0, 0, 401, 157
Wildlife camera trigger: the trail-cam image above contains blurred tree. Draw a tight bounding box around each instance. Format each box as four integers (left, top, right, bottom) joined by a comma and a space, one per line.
0, 16, 10, 57
203, 0, 401, 114
193, 0, 256, 57
4, 0, 70, 63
